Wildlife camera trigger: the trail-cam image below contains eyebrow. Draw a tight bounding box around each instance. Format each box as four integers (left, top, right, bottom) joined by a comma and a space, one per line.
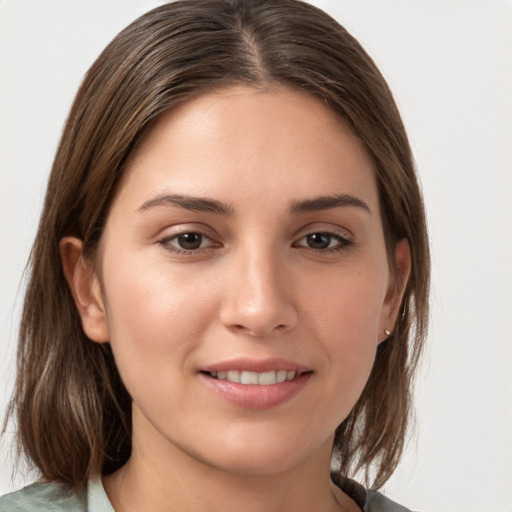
290, 194, 371, 214
137, 194, 234, 216
137, 192, 370, 216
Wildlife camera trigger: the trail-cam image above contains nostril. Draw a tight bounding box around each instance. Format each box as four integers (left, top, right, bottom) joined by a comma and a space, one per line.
229, 322, 287, 338
219, 285, 298, 337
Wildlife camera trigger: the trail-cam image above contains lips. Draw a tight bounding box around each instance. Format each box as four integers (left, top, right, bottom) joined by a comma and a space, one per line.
200, 358, 312, 409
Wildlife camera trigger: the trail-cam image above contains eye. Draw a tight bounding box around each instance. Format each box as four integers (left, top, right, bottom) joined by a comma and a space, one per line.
294, 232, 353, 252
160, 231, 217, 253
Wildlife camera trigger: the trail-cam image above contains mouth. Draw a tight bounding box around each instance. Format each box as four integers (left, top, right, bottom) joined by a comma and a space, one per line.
199, 358, 313, 408
203, 369, 307, 385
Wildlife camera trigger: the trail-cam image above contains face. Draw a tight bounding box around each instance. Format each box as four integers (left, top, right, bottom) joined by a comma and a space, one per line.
68, 86, 407, 476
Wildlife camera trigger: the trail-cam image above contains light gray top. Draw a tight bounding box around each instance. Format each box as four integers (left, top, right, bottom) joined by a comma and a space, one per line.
0, 478, 412, 511
0, 480, 110, 512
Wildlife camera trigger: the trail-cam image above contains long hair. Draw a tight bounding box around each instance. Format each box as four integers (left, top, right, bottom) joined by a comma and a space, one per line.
6, 0, 429, 491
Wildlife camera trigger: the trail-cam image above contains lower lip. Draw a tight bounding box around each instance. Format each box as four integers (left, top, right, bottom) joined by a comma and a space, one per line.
200, 373, 312, 409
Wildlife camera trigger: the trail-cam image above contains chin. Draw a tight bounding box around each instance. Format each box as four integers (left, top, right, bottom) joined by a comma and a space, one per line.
190, 429, 331, 477
204, 451, 305, 477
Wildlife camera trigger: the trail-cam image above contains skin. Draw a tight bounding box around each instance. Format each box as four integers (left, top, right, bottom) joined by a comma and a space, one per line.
61, 86, 410, 512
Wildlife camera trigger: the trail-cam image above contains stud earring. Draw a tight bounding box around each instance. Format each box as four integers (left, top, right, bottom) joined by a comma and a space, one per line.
385, 329, 391, 337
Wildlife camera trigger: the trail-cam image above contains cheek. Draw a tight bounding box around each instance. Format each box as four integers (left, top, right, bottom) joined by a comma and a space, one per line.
300, 263, 387, 405
303, 263, 387, 344
101, 256, 217, 388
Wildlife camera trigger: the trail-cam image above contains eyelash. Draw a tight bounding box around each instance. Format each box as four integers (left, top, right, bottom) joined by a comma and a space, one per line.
158, 230, 354, 256
293, 232, 354, 253
159, 231, 216, 255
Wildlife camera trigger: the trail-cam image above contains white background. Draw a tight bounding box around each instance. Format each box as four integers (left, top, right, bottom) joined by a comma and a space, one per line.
1, 1, 511, 511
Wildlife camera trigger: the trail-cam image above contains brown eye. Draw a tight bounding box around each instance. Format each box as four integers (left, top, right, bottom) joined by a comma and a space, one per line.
294, 231, 354, 253
305, 233, 332, 249
176, 232, 203, 250
160, 231, 217, 254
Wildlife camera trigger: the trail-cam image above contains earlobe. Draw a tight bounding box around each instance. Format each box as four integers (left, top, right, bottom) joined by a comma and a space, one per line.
381, 238, 411, 337
59, 237, 110, 343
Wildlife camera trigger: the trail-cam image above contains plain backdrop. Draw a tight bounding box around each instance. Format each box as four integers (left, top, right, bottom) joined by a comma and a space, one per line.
1, 1, 511, 511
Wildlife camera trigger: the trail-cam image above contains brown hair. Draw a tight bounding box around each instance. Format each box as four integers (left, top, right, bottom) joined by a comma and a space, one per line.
6, 0, 429, 491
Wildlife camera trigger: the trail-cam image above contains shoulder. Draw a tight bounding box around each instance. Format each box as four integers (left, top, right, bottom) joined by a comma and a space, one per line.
366, 490, 413, 512
331, 473, 414, 512
0, 481, 86, 512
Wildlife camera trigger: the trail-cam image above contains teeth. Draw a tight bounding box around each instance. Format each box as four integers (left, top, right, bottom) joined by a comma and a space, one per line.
258, 371, 276, 385
240, 371, 259, 385
209, 370, 299, 385
276, 370, 287, 383
226, 370, 241, 383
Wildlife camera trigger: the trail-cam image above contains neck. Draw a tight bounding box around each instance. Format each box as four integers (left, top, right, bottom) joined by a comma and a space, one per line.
103, 435, 350, 512
102, 408, 360, 512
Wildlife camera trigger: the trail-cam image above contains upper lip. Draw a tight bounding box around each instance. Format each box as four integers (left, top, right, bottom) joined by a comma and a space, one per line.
201, 357, 312, 374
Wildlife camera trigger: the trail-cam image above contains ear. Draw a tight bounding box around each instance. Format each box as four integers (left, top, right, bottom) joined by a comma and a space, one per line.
59, 237, 110, 343
380, 238, 411, 339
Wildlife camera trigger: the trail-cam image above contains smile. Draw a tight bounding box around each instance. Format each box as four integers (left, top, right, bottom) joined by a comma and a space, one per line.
200, 364, 312, 409
207, 370, 299, 385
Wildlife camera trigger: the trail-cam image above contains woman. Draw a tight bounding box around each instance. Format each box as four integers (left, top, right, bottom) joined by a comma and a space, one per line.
0, 0, 429, 511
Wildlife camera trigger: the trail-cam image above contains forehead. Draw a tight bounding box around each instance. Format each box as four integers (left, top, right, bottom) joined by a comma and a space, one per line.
117, 85, 378, 212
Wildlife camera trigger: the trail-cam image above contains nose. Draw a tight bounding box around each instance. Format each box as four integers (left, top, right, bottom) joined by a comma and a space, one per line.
219, 245, 298, 338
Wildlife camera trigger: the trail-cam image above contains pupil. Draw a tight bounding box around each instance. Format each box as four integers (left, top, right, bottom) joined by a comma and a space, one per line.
178, 233, 202, 250
307, 233, 330, 249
